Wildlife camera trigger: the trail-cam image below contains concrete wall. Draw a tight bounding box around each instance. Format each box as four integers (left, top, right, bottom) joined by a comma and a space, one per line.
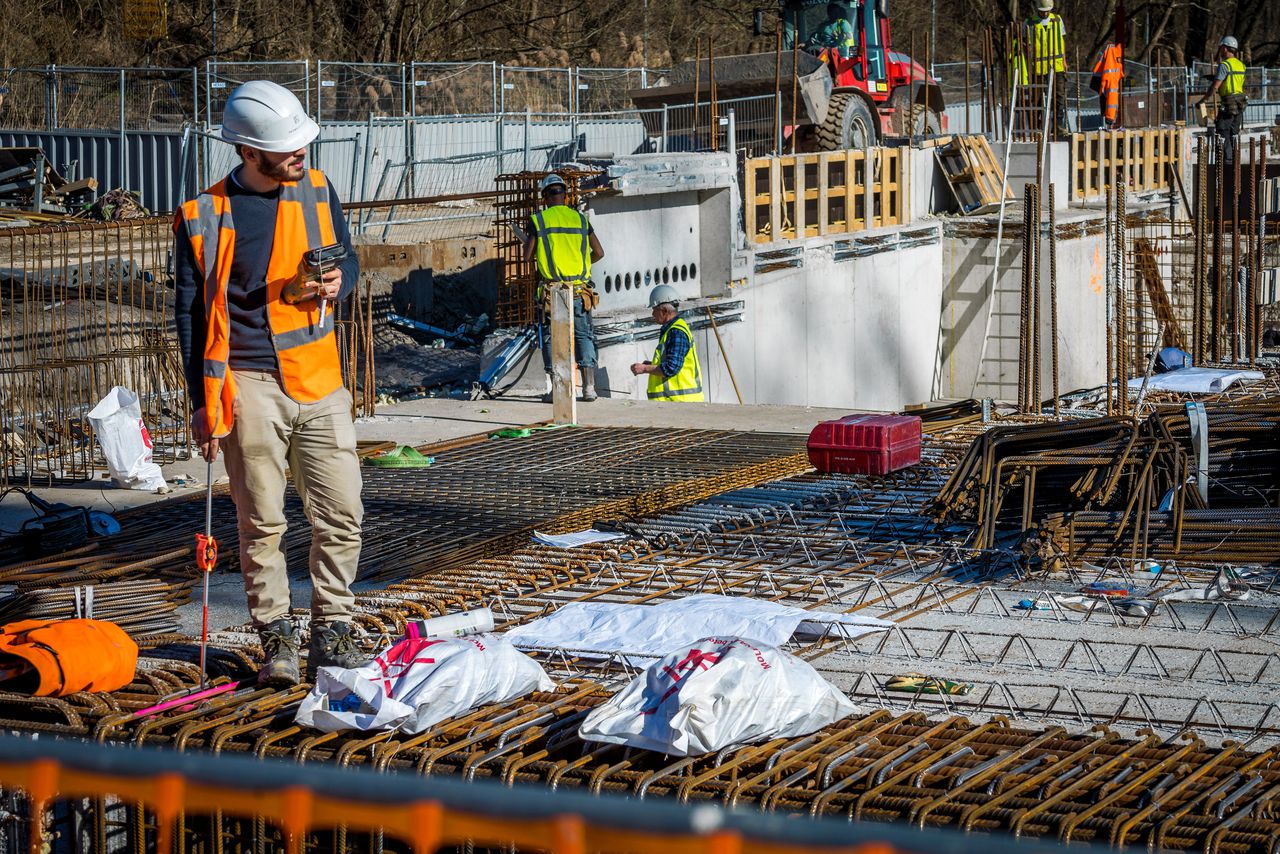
595, 225, 945, 411
936, 214, 1107, 402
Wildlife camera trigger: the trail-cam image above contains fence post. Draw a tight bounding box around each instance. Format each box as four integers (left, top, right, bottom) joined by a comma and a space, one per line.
192, 66, 200, 126
492, 63, 499, 115
661, 104, 669, 153
775, 95, 783, 154
726, 108, 736, 159
119, 69, 128, 191
315, 60, 324, 123
304, 60, 312, 119
205, 59, 214, 134
524, 108, 531, 171
46, 64, 57, 131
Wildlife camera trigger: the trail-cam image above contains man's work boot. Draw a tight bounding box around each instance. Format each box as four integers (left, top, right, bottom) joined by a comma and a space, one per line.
307, 622, 367, 680
540, 372, 553, 404
581, 367, 598, 402
257, 619, 301, 688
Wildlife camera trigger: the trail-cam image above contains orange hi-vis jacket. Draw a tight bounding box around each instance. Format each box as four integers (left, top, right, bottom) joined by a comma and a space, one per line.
1093, 43, 1124, 123
0, 618, 138, 696
178, 169, 342, 439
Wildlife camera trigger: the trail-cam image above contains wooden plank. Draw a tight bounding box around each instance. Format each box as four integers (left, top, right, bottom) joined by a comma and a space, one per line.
549, 284, 576, 425
817, 152, 830, 236
794, 153, 807, 239
899, 147, 910, 223
847, 150, 861, 231
770, 158, 782, 244
745, 160, 760, 243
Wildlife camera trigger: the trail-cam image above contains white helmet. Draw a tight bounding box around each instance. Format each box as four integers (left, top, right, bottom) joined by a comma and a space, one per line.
540, 173, 568, 195
221, 80, 319, 153
1220, 36, 1239, 51
648, 284, 681, 308
1036, 0, 1053, 11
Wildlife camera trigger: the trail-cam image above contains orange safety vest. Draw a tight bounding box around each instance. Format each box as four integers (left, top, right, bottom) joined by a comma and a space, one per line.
178, 169, 342, 438
0, 618, 138, 697
1093, 43, 1124, 122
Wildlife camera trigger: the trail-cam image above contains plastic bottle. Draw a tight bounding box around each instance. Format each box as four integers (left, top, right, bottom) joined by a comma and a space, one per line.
410, 607, 495, 638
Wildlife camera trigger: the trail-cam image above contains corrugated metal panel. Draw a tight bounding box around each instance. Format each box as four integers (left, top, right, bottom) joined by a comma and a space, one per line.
0, 129, 189, 212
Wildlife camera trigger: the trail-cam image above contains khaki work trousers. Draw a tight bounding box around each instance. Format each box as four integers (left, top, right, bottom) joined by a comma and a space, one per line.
222, 370, 364, 629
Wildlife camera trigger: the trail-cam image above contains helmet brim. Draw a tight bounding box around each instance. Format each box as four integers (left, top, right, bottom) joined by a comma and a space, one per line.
221, 116, 320, 153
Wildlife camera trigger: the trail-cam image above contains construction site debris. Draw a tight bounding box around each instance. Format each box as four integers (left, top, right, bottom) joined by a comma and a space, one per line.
76, 188, 150, 221
86, 386, 168, 491
1123, 366, 1264, 393
0, 147, 98, 215
578, 636, 856, 756
531, 529, 628, 548
410, 607, 495, 638
934, 135, 1012, 214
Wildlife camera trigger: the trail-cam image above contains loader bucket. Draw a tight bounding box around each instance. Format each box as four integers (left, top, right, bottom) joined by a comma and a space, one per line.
629, 52, 833, 134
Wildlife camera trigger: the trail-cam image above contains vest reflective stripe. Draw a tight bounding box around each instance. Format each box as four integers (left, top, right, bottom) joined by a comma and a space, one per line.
532, 205, 591, 287
1094, 44, 1124, 122
181, 168, 343, 438
647, 318, 705, 402
1220, 57, 1245, 96
1026, 14, 1066, 75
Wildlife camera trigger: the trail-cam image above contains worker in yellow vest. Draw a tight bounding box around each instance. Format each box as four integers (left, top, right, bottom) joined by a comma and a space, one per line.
1024, 0, 1069, 138
631, 285, 704, 402
523, 174, 605, 402
806, 3, 856, 58
174, 81, 367, 687
1198, 36, 1248, 161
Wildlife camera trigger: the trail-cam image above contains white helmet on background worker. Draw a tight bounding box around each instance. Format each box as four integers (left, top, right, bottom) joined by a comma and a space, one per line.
540, 173, 568, 195
1220, 36, 1239, 51
648, 285, 681, 309
1035, 0, 1053, 11
221, 80, 318, 152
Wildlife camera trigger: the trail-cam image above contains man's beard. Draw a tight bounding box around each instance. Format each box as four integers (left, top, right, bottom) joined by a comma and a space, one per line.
256, 155, 304, 181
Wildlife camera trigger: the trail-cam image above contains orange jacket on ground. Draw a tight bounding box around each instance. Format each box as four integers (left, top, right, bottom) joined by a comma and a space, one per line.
1093, 43, 1124, 123
0, 618, 138, 696
177, 169, 342, 439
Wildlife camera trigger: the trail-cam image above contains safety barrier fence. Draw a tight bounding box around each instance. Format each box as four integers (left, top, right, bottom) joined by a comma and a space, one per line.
743, 148, 908, 245
1069, 128, 1185, 201
0, 734, 1081, 854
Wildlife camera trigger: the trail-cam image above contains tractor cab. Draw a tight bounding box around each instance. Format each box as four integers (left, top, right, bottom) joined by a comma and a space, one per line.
782, 0, 892, 103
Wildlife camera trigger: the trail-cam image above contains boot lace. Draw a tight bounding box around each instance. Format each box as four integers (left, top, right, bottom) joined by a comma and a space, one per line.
262, 629, 299, 658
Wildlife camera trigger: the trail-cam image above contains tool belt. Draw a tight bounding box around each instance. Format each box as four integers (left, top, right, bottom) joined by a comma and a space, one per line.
539, 281, 598, 312
1220, 93, 1248, 116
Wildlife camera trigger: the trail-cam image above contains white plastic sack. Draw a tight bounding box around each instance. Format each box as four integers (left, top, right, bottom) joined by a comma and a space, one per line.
504, 594, 892, 660
295, 633, 554, 734
579, 636, 856, 756
87, 386, 167, 491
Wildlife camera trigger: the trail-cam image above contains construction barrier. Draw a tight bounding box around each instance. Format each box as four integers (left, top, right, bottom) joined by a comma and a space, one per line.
1069, 128, 1185, 201
0, 734, 1077, 854
744, 148, 908, 245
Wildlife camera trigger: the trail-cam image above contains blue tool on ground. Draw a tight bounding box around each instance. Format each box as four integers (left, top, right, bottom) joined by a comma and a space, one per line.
1, 489, 121, 557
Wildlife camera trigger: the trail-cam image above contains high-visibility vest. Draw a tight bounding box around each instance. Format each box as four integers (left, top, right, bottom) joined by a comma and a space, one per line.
178, 169, 342, 439
531, 205, 591, 290
820, 19, 856, 56
0, 618, 138, 697
1025, 14, 1066, 75
1093, 43, 1124, 122
647, 318, 704, 402
1220, 56, 1245, 96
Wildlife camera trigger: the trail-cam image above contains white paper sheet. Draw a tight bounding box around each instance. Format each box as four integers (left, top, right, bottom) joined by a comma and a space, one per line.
532, 529, 628, 548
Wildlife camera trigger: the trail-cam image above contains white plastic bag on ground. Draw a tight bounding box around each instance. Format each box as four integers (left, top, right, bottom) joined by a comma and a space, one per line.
295, 633, 554, 734
87, 386, 167, 491
579, 636, 856, 756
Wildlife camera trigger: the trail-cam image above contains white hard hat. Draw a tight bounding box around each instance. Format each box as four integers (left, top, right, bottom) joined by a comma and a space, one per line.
1220, 36, 1239, 50
221, 80, 319, 153
648, 284, 681, 308
540, 173, 568, 194
1036, 0, 1053, 11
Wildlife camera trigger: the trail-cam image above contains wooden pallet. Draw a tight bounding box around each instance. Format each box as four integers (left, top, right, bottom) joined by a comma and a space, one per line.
1070, 128, 1185, 201
935, 135, 1012, 215
743, 149, 908, 245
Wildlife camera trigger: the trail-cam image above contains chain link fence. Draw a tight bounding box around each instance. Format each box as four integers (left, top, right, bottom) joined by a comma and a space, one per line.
205, 60, 310, 126
317, 61, 408, 121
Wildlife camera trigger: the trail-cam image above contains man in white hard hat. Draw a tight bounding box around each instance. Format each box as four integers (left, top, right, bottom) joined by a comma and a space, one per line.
522, 173, 605, 402
173, 80, 366, 687
630, 285, 704, 402
1023, 0, 1069, 138
1197, 36, 1247, 161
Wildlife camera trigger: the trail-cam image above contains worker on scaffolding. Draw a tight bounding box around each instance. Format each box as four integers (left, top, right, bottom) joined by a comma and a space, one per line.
631, 286, 705, 402
1198, 36, 1248, 162
173, 80, 368, 688
806, 3, 856, 58
1023, 0, 1069, 139
523, 173, 606, 403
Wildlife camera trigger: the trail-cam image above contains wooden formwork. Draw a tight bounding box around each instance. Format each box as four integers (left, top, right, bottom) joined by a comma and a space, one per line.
1070, 128, 1184, 201
743, 148, 908, 245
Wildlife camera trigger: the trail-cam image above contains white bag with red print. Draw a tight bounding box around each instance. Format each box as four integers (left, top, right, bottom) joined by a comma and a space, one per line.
87, 386, 167, 491
295, 632, 555, 734
578, 636, 856, 756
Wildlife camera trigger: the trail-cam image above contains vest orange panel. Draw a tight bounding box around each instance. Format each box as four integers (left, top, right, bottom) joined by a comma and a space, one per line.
0, 619, 138, 696
1093, 44, 1124, 123
179, 168, 343, 438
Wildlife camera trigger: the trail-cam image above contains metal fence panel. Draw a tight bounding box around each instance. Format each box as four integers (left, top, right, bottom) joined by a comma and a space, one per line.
206, 60, 310, 126
124, 67, 197, 129
575, 68, 648, 112
500, 66, 574, 113
0, 68, 53, 129
410, 62, 497, 116
317, 62, 407, 122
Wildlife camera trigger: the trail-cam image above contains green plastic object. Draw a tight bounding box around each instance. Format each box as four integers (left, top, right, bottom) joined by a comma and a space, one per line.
364, 446, 435, 468
488, 423, 577, 440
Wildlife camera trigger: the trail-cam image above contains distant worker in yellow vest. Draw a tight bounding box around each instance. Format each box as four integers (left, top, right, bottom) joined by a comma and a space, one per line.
806, 3, 856, 58
523, 174, 605, 402
631, 285, 704, 402
1023, 0, 1069, 138
1198, 36, 1247, 161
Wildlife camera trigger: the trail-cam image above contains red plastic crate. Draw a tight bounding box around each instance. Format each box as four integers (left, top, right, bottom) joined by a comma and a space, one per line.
806, 414, 922, 475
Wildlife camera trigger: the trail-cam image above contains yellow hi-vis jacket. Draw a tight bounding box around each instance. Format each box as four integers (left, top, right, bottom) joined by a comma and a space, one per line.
1220, 56, 1246, 96
1025, 13, 1066, 76
531, 205, 591, 291
648, 317, 704, 402
178, 169, 342, 439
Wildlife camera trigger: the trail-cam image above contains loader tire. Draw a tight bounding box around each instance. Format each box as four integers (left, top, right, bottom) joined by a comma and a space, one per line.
817, 92, 877, 151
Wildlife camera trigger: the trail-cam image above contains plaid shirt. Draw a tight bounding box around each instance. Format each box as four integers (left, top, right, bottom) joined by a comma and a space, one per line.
657, 319, 692, 379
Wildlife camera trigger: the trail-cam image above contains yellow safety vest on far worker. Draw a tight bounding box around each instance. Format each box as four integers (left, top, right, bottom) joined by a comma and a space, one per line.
532, 205, 591, 292
178, 168, 343, 439
1220, 57, 1246, 96
648, 317, 704, 402
1025, 13, 1066, 76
